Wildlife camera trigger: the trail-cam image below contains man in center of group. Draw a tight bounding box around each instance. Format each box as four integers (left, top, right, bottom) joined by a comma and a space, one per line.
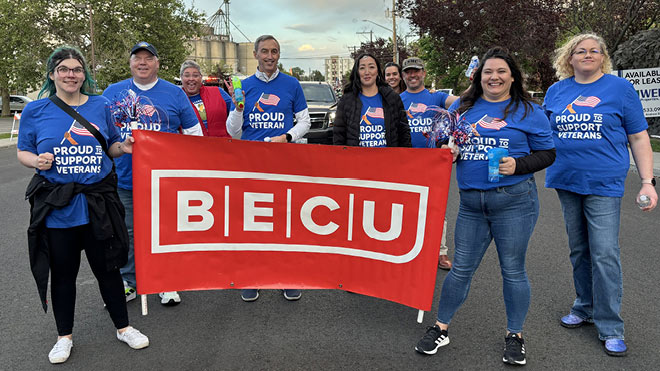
226, 34, 310, 302
399, 57, 458, 270
103, 42, 202, 306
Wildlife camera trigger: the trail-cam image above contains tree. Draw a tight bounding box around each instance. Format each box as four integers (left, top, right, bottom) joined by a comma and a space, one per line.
351, 37, 410, 66
561, 0, 658, 54
310, 70, 324, 82
0, 0, 203, 115
0, 0, 51, 116
291, 66, 305, 80
398, 0, 562, 91
47, 0, 203, 89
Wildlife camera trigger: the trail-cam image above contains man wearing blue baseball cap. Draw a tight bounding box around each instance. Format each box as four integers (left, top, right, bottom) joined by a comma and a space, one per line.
103, 42, 203, 306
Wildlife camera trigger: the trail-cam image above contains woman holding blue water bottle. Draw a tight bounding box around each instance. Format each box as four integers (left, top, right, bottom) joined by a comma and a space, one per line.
544, 33, 656, 357
414, 47, 555, 365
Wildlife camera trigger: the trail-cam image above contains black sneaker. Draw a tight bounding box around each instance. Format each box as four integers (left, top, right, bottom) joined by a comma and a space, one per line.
503, 333, 526, 365
415, 325, 449, 355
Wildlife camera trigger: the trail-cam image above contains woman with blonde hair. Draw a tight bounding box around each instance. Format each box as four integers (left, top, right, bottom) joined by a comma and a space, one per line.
543, 33, 657, 357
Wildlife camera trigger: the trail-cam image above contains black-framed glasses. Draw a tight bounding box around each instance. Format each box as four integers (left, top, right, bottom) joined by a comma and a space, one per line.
56, 66, 85, 75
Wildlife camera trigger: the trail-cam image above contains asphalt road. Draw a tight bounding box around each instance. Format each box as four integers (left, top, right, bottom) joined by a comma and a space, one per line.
1, 145, 658, 370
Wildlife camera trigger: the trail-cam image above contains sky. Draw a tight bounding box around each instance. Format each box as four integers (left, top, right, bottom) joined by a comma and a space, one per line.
184, 0, 413, 74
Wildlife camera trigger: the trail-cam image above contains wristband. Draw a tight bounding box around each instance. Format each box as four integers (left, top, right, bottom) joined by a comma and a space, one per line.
286, 133, 292, 143
641, 178, 656, 186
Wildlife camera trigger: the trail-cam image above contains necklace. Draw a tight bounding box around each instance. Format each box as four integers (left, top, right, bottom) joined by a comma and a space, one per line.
72, 93, 82, 112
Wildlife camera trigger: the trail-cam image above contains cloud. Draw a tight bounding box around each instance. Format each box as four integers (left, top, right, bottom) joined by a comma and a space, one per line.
298, 44, 315, 52
285, 24, 328, 33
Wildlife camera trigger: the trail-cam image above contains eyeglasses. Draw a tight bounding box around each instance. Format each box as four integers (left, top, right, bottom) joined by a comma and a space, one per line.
572, 49, 602, 56
182, 73, 202, 79
56, 66, 85, 75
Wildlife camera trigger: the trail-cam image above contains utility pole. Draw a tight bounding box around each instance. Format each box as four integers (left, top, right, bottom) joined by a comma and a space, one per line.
88, 3, 96, 81
356, 30, 373, 43
392, 0, 398, 63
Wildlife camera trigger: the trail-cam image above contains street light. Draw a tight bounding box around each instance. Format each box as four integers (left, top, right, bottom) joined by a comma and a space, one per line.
362, 18, 398, 63
362, 19, 392, 32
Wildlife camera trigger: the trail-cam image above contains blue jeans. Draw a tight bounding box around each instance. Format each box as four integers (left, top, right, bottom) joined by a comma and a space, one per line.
117, 188, 136, 289
556, 189, 623, 340
437, 177, 539, 334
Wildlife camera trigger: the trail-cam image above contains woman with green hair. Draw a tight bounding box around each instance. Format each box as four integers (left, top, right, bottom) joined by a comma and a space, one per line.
17, 46, 149, 364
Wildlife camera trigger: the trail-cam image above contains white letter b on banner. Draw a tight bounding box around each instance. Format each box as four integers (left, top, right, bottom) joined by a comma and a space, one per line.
177, 191, 214, 232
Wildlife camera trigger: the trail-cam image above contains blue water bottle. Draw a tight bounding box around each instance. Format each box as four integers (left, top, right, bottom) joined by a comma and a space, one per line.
487, 148, 508, 182
465, 56, 479, 78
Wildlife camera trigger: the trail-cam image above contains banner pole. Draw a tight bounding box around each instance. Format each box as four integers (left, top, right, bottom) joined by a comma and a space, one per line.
417, 310, 424, 323
141, 294, 148, 316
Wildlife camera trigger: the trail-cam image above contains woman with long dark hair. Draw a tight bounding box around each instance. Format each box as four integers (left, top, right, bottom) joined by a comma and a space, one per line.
17, 46, 148, 364
414, 47, 555, 365
384, 62, 406, 94
544, 33, 656, 357
333, 53, 411, 147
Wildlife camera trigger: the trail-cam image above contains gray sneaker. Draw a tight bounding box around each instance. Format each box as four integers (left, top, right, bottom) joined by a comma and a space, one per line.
124, 283, 136, 303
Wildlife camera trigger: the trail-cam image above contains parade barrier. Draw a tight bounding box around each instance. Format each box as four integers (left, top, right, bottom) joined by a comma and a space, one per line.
132, 130, 452, 317
9, 112, 20, 141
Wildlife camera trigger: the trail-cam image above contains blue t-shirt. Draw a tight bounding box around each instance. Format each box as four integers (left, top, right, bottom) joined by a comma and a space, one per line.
188, 87, 232, 129
449, 98, 554, 190
239, 73, 307, 141
103, 78, 199, 189
400, 89, 449, 148
17, 95, 120, 228
543, 74, 648, 197
358, 93, 387, 147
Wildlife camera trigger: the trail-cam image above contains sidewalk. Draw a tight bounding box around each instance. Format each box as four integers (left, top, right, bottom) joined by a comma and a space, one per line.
2, 137, 659, 176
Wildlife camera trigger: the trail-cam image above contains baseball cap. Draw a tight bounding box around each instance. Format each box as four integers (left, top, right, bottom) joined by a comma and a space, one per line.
130, 41, 158, 58
402, 57, 424, 71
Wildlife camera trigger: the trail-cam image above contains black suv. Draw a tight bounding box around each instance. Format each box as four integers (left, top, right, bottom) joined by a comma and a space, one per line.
299, 81, 337, 144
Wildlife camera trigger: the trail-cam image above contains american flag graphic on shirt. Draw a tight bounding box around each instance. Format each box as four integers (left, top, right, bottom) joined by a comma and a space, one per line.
408, 102, 427, 114
572, 95, 601, 108
259, 94, 281, 106
476, 115, 507, 130
366, 107, 384, 119
70, 121, 100, 137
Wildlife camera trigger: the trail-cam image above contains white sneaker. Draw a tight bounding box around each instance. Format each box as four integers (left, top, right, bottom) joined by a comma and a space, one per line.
158, 291, 181, 306
48, 337, 73, 364
117, 326, 149, 349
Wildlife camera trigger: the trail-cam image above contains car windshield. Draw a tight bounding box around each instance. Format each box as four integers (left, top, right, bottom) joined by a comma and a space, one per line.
301, 84, 335, 103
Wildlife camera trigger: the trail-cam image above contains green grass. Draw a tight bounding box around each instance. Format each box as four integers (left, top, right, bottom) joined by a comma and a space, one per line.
0, 133, 13, 139
651, 137, 660, 153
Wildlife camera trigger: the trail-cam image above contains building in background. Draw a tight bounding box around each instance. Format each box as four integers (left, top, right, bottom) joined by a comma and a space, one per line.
325, 56, 353, 90
187, 2, 256, 78
187, 25, 256, 78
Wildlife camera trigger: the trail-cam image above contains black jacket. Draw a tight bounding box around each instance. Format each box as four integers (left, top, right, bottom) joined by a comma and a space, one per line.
333, 85, 412, 147
25, 170, 129, 312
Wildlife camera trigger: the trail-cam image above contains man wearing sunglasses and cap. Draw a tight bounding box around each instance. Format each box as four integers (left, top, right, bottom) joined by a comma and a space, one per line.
103, 42, 202, 306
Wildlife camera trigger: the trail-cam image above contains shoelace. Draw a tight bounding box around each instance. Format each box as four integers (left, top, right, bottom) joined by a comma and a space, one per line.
423, 326, 443, 341
121, 328, 141, 341
52, 339, 71, 353
505, 335, 523, 351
